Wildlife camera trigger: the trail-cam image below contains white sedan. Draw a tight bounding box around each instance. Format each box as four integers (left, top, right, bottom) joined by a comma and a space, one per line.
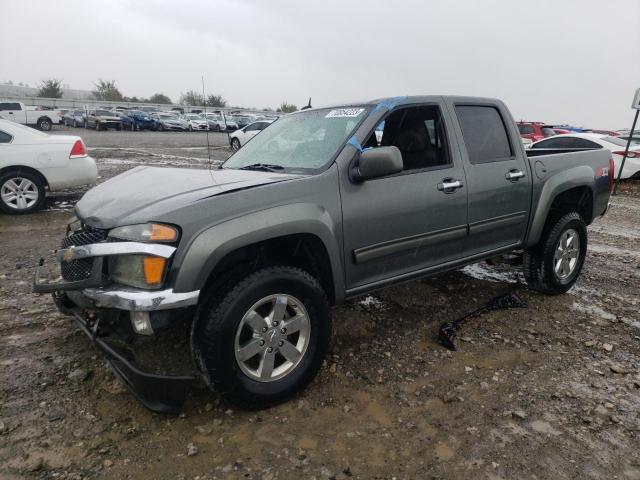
530, 133, 640, 179
0, 119, 97, 214
229, 120, 274, 150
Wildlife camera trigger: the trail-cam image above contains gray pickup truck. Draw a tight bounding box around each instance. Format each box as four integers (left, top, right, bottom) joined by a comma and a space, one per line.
35, 96, 613, 412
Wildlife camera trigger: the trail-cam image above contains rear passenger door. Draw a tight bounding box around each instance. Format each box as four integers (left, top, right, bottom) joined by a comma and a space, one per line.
0, 103, 24, 123
448, 102, 531, 256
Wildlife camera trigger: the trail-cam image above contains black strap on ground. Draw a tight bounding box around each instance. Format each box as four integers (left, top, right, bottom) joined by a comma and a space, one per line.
438, 290, 528, 351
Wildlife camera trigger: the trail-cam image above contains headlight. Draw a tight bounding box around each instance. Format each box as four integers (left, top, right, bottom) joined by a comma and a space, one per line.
108, 223, 178, 243
108, 255, 167, 289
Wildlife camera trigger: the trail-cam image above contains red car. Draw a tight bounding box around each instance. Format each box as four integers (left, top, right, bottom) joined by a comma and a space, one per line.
517, 122, 557, 142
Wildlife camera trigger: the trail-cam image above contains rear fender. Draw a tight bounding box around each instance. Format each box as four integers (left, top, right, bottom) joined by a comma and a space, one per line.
526, 165, 594, 248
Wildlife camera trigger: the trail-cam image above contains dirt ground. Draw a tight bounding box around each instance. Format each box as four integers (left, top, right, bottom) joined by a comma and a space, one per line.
1, 126, 639, 480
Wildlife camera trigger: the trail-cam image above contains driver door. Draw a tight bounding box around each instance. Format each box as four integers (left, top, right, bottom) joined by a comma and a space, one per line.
340, 103, 468, 291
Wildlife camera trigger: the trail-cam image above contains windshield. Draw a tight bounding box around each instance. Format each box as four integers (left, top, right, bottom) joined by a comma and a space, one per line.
159, 114, 175, 119
95, 110, 113, 116
187, 114, 203, 120
223, 106, 368, 173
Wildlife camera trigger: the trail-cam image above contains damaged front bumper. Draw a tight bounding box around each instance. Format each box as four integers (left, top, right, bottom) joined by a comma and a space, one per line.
33, 239, 201, 413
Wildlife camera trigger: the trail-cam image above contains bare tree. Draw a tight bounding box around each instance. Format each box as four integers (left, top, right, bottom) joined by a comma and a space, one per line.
277, 102, 298, 113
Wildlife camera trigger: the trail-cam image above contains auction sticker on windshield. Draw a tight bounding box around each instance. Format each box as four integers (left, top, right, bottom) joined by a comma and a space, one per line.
325, 108, 365, 118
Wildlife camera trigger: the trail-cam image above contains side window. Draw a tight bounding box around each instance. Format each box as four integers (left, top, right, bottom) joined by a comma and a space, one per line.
518, 124, 535, 135
245, 123, 259, 131
532, 137, 574, 149
9, 103, 22, 110
572, 138, 602, 149
363, 105, 451, 171
0, 103, 9, 111
0, 130, 12, 143
455, 106, 513, 164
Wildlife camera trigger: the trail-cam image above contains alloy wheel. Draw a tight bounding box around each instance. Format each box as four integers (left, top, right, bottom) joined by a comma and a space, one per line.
234, 294, 311, 382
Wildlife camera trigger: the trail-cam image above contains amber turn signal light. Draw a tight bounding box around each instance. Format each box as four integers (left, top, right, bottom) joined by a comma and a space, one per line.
143, 257, 166, 285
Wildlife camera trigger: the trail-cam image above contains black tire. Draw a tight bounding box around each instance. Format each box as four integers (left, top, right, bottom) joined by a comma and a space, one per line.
231, 138, 241, 151
72, 119, 77, 128
192, 266, 331, 409
157, 123, 164, 132
523, 212, 587, 294
0, 170, 46, 215
188, 125, 193, 132
116, 124, 122, 131
95, 121, 101, 131
36, 118, 52, 131
214, 124, 221, 132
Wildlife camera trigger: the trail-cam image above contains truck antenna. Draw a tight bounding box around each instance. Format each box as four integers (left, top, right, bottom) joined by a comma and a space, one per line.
201, 76, 212, 169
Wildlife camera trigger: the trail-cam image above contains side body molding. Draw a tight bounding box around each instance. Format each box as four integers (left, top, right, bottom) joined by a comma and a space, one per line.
525, 165, 595, 248
172, 203, 345, 300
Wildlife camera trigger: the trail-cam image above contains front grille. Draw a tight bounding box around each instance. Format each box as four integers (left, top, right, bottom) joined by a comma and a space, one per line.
60, 225, 108, 281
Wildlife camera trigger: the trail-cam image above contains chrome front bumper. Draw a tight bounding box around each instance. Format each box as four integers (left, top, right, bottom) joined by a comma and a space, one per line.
83, 286, 199, 311
34, 240, 199, 312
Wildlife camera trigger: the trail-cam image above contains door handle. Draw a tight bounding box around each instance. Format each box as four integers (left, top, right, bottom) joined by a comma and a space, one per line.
437, 179, 464, 193
505, 169, 525, 181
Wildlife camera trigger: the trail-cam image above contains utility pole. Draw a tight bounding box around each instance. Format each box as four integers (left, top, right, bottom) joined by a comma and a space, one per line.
613, 88, 640, 195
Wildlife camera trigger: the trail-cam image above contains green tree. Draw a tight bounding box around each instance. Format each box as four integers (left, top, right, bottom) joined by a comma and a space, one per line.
37, 78, 63, 98
180, 90, 205, 106
277, 102, 298, 113
149, 93, 172, 104
205, 94, 227, 107
92, 79, 123, 101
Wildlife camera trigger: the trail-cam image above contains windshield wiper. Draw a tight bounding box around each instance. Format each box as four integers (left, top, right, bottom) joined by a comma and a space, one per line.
238, 163, 285, 172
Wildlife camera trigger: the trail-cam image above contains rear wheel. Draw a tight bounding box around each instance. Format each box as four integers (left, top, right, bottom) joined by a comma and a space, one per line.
36, 118, 52, 131
0, 170, 46, 214
523, 212, 587, 294
192, 266, 331, 409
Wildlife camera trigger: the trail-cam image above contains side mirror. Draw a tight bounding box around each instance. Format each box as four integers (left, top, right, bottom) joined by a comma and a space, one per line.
351, 146, 403, 182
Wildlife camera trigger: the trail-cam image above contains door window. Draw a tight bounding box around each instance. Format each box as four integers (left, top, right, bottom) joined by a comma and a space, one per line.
518, 124, 535, 135
363, 105, 451, 171
0, 130, 12, 143
456, 106, 513, 164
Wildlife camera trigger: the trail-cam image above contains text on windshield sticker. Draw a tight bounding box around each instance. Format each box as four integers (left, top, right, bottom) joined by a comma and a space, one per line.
325, 108, 365, 118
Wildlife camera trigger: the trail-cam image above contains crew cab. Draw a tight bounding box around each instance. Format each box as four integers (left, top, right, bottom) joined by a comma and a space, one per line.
0, 101, 61, 131
34, 96, 613, 413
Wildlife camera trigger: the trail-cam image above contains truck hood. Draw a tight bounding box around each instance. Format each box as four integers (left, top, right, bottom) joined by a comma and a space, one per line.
76, 166, 300, 229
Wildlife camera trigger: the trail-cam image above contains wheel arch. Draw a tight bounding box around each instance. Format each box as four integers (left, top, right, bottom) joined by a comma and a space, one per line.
526, 166, 595, 248
0, 165, 49, 189
173, 205, 344, 305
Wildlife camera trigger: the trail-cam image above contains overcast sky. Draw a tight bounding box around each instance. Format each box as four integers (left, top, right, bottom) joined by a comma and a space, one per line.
2, 0, 639, 128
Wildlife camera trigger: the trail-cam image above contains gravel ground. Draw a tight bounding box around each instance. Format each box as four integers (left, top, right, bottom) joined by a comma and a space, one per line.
1, 126, 639, 479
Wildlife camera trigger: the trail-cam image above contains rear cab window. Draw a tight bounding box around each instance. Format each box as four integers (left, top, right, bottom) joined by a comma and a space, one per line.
0, 130, 13, 143
455, 105, 513, 164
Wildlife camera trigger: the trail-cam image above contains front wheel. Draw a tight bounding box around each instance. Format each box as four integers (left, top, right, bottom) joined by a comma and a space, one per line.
192, 266, 331, 409
231, 138, 241, 151
523, 212, 587, 294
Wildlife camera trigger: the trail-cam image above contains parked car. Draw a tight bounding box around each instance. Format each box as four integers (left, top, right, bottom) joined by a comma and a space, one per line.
127, 110, 157, 131
530, 133, 640, 179
228, 120, 273, 150
617, 133, 640, 146
232, 115, 254, 129
140, 106, 161, 113
588, 129, 620, 136
184, 113, 209, 131
115, 111, 135, 130
34, 96, 613, 413
170, 107, 185, 115
153, 113, 188, 131
63, 109, 86, 128
0, 119, 97, 214
0, 101, 61, 131
86, 109, 122, 131
517, 122, 557, 142
202, 113, 238, 132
